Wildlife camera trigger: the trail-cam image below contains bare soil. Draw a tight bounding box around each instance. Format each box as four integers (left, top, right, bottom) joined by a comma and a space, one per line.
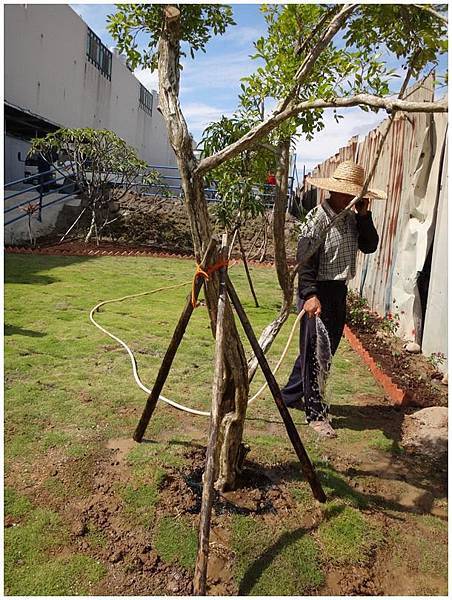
6, 388, 447, 595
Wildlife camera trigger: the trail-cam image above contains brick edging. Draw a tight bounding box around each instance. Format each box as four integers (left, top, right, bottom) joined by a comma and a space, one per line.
343, 325, 411, 407
4, 245, 275, 268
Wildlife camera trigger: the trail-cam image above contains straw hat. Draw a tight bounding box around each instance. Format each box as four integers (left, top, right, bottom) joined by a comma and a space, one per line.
306, 160, 386, 200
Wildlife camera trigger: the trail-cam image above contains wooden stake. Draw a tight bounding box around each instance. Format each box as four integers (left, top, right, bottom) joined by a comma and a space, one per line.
133, 240, 217, 442
225, 274, 326, 503
237, 230, 259, 308
193, 234, 228, 595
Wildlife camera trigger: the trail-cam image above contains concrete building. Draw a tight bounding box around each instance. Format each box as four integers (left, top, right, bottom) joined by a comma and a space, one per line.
4, 3, 176, 183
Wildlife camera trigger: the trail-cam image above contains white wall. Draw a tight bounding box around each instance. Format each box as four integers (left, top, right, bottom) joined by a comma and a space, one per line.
4, 3, 176, 167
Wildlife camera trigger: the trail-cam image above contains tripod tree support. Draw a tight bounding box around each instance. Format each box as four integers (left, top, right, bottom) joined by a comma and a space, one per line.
225, 274, 326, 503
193, 234, 229, 595
133, 239, 217, 442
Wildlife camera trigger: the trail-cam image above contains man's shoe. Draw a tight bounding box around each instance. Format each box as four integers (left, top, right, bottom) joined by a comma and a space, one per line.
308, 419, 337, 438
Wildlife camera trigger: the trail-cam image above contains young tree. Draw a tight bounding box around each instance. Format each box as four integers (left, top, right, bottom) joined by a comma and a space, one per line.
107, 3, 447, 490
30, 128, 160, 243
202, 115, 275, 307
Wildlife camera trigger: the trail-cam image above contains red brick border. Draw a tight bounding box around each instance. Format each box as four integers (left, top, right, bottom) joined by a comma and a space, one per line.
344, 325, 411, 406
4, 244, 276, 268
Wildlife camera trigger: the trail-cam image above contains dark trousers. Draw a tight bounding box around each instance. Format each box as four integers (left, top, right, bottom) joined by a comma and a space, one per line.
281, 281, 347, 422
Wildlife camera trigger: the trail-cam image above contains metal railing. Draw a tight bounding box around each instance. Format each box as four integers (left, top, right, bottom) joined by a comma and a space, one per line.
4, 161, 297, 228
4, 167, 79, 226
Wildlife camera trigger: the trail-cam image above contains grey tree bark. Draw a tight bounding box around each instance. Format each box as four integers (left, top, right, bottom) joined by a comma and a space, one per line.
248, 139, 295, 382
158, 7, 249, 491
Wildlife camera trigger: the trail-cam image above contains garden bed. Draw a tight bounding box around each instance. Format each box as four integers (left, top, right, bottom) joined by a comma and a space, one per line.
345, 292, 447, 409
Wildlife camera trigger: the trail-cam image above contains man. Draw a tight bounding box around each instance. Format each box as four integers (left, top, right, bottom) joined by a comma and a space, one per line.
281, 160, 385, 438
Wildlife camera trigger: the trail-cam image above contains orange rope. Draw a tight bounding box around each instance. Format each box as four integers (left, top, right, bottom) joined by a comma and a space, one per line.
191, 259, 229, 307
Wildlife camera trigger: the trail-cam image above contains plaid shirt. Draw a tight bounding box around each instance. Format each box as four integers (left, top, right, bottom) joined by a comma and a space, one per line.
297, 199, 379, 299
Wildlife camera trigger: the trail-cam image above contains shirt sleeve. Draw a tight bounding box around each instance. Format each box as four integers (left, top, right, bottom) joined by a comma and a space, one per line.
356, 211, 379, 254
297, 235, 321, 299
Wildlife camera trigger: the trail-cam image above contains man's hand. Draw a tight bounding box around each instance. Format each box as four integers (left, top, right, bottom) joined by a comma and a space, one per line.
355, 197, 370, 216
304, 295, 321, 318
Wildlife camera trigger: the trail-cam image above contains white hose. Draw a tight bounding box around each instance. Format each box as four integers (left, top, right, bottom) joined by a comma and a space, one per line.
89, 284, 304, 417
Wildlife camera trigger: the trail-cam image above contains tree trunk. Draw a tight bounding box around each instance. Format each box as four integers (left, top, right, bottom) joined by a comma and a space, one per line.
248, 139, 295, 382
258, 213, 269, 262
274, 139, 293, 306
84, 208, 97, 243
158, 7, 249, 491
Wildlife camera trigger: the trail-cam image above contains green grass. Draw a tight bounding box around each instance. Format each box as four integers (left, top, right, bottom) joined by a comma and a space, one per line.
290, 483, 315, 509
127, 440, 187, 471
367, 430, 404, 454
317, 505, 383, 565
4, 487, 33, 519
317, 465, 368, 508
6, 554, 106, 596
4, 504, 106, 595
388, 524, 448, 595
153, 516, 198, 572
328, 345, 380, 400
231, 514, 324, 595
120, 482, 160, 527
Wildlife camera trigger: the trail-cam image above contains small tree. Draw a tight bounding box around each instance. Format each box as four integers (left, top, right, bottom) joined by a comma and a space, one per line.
108, 3, 447, 491
30, 128, 160, 243
202, 115, 275, 306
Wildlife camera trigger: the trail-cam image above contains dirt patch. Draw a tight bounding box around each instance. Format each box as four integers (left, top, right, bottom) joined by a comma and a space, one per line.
106, 437, 139, 462
6, 412, 447, 596
401, 407, 448, 467
29, 192, 298, 263
346, 294, 447, 409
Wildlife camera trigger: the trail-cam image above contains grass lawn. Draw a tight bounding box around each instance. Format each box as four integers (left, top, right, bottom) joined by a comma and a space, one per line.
4, 254, 448, 596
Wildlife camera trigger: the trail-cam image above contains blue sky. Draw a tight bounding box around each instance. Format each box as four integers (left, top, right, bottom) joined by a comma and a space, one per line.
70, 4, 445, 177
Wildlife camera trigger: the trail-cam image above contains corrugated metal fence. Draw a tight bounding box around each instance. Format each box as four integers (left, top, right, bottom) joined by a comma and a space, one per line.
302, 77, 448, 366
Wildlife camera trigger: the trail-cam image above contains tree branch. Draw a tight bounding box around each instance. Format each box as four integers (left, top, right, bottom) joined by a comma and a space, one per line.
195, 4, 357, 177
196, 94, 447, 177
279, 4, 358, 112
414, 4, 448, 24
294, 6, 338, 58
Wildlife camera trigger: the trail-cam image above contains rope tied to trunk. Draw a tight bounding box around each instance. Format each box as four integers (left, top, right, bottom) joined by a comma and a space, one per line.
191, 259, 229, 307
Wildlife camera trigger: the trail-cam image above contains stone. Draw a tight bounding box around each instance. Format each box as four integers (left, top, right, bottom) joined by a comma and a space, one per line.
405, 341, 421, 353
71, 520, 88, 537
441, 373, 448, 386
401, 407, 448, 463
109, 550, 124, 563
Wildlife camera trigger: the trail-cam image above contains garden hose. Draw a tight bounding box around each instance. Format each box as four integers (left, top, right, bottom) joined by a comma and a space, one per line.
89, 282, 304, 417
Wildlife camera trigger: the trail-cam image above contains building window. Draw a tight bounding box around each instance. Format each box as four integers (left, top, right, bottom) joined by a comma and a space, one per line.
139, 84, 153, 115
86, 27, 112, 80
